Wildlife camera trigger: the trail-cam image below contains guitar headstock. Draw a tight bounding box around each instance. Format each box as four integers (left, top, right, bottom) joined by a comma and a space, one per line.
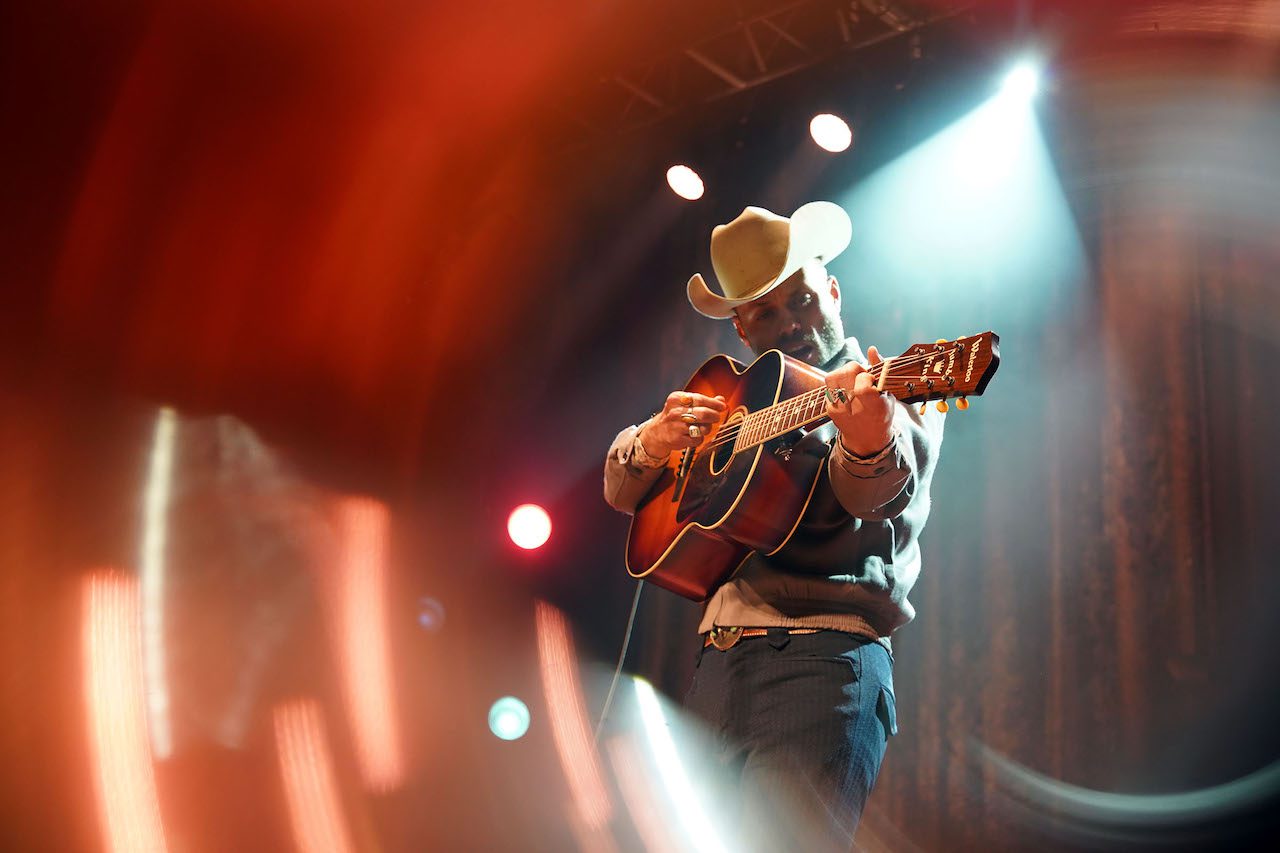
881, 331, 1000, 409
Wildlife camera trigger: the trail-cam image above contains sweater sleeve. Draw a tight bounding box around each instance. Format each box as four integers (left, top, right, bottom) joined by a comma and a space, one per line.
827, 400, 944, 521
602, 420, 668, 515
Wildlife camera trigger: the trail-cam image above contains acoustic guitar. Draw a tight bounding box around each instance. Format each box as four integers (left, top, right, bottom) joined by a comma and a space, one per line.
626, 332, 1000, 600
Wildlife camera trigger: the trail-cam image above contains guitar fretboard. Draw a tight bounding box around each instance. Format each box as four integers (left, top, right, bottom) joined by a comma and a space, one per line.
734, 386, 831, 452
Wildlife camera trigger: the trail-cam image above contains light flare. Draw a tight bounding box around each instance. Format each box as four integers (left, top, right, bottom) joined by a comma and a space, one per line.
634, 677, 726, 853
83, 570, 168, 853
327, 496, 404, 792
535, 600, 612, 829
140, 406, 177, 758
1000, 61, 1041, 102
607, 735, 680, 853
274, 699, 357, 853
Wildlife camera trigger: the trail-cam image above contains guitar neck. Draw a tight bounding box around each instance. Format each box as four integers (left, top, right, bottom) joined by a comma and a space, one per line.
730, 332, 1000, 454
732, 386, 833, 453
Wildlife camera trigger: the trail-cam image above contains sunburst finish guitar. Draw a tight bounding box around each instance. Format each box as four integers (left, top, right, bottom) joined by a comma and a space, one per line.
626, 332, 1000, 600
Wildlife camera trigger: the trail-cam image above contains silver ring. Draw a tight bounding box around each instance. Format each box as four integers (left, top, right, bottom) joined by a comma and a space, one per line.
688, 424, 701, 439
680, 412, 698, 424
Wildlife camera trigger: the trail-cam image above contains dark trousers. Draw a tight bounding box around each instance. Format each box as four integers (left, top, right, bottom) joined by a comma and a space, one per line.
684, 629, 897, 852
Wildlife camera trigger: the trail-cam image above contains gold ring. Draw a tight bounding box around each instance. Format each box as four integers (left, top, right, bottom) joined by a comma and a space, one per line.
681, 393, 694, 407
680, 413, 698, 424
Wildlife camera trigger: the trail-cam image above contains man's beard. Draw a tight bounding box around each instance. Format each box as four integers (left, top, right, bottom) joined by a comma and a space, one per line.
814, 316, 846, 366
780, 316, 844, 367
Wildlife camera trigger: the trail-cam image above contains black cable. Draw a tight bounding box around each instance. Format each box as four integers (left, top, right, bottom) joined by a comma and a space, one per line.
594, 579, 644, 744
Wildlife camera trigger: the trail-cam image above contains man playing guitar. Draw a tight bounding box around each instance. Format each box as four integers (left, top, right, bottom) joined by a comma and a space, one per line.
603, 201, 947, 850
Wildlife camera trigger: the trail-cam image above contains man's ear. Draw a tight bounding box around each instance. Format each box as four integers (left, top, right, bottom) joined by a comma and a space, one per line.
731, 314, 752, 348
828, 274, 841, 307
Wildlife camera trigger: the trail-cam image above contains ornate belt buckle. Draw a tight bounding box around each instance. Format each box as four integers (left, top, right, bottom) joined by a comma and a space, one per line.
709, 626, 743, 651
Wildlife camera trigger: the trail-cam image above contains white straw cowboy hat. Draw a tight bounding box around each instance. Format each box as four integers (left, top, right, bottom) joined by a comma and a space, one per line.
686, 201, 852, 319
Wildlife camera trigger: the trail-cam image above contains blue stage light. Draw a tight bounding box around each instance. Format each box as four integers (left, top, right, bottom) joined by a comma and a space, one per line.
1001, 61, 1041, 102
488, 696, 530, 741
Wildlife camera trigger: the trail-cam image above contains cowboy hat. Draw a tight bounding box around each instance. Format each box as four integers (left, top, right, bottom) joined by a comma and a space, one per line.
686, 201, 852, 319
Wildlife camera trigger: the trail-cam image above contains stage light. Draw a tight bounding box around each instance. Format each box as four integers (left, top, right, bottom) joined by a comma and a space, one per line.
508, 503, 552, 550
489, 696, 531, 741
809, 113, 852, 153
835, 65, 1085, 333
666, 165, 704, 200
1000, 61, 1041, 101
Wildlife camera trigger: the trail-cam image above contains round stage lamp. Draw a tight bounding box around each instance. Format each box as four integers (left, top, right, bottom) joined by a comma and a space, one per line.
1001, 61, 1041, 101
809, 113, 852, 153
488, 696, 531, 741
666, 165, 704, 200
507, 504, 552, 550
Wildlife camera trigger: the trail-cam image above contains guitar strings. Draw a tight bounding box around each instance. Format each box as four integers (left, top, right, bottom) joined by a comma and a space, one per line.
682, 344, 981, 460
698, 346, 961, 442
686, 345, 958, 442
701, 372, 955, 453
697, 374, 939, 454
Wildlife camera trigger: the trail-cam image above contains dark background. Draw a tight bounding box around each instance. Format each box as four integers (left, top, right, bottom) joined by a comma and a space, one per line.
2, 1, 1279, 850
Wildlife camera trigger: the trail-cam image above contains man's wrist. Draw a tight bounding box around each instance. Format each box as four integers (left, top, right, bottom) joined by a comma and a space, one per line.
837, 429, 895, 462
632, 427, 671, 468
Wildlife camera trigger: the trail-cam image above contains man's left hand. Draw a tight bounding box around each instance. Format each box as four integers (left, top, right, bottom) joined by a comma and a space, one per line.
824, 344, 895, 456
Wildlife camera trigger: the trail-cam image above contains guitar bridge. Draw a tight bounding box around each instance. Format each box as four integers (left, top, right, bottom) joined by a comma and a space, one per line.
671, 448, 694, 502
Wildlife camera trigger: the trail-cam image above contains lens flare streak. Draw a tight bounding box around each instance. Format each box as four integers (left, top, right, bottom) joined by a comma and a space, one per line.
534, 600, 612, 829
140, 406, 177, 759
83, 570, 169, 853
330, 497, 404, 793
633, 677, 726, 853
607, 735, 680, 853
274, 700, 357, 853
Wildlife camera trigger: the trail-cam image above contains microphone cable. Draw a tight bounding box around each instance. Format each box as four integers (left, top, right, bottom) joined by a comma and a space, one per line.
593, 579, 644, 744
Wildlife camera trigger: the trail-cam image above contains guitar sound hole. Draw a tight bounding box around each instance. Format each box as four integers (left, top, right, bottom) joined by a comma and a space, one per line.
707, 414, 743, 476
710, 436, 734, 472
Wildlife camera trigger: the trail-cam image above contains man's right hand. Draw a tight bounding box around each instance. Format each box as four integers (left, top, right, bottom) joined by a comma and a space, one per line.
637, 391, 728, 459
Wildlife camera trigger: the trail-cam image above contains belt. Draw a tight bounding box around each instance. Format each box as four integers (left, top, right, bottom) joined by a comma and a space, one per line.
703, 626, 822, 651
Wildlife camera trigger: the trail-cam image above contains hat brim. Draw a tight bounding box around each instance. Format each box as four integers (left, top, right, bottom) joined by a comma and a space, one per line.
686, 201, 852, 319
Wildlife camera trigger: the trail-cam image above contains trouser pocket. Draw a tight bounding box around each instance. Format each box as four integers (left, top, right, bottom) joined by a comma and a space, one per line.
876, 686, 898, 739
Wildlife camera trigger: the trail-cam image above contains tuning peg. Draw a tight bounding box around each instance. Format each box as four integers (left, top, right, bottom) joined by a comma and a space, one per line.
935, 399, 949, 413
935, 338, 948, 345
918, 401, 928, 415
956, 397, 970, 411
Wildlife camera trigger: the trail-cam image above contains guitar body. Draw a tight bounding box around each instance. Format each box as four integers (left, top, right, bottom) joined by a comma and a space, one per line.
626, 350, 830, 601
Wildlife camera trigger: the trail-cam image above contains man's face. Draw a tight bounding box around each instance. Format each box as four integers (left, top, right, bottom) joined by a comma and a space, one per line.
732, 262, 846, 367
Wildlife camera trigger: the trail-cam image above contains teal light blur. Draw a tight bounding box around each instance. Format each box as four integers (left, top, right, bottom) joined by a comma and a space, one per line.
836, 82, 1084, 333
1001, 60, 1041, 102
488, 696, 531, 741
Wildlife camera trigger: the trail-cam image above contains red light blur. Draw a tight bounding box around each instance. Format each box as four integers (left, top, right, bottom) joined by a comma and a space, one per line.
508, 504, 552, 550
